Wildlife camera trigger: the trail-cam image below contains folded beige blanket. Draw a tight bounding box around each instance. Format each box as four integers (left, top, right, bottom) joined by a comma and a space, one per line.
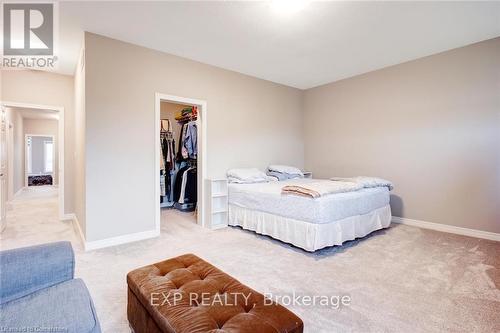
282, 181, 363, 198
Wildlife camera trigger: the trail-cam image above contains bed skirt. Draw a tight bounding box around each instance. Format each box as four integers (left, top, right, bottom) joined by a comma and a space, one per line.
228, 204, 392, 252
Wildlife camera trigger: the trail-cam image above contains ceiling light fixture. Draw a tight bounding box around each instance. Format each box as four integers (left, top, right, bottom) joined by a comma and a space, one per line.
270, 0, 309, 15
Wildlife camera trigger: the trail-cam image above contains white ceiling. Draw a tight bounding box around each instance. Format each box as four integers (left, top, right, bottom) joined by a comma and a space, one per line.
54, 1, 500, 89
11, 107, 59, 121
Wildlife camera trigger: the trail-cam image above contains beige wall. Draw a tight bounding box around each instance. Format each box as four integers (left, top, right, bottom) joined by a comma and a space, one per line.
1, 70, 75, 215
23, 119, 59, 185
84, 32, 304, 241
304, 37, 500, 233
74, 47, 86, 234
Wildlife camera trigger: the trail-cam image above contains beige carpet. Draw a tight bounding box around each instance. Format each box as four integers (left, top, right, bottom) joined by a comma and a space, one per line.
1, 187, 499, 333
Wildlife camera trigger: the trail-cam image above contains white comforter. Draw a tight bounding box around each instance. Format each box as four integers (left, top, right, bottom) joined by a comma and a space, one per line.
229, 179, 390, 224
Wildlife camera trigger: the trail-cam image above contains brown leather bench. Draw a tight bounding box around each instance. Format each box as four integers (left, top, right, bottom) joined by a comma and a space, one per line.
127, 254, 303, 333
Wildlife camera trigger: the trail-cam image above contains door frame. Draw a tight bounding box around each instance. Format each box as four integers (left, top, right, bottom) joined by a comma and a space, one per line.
0, 101, 65, 220
0, 108, 7, 232
155, 93, 207, 232
24, 134, 56, 187
7, 121, 14, 202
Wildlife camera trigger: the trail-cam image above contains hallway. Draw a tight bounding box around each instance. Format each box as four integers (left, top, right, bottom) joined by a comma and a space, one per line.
0, 186, 79, 251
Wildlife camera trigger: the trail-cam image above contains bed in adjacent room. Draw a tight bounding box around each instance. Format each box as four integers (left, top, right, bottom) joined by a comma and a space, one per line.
227, 173, 392, 252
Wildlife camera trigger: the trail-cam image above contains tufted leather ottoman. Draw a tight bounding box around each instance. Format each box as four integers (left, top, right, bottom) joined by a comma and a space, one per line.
127, 254, 303, 333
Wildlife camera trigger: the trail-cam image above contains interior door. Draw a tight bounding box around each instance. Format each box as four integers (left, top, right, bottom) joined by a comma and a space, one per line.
0, 107, 7, 232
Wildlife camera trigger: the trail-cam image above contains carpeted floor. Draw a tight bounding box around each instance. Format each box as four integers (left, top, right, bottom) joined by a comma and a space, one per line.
1, 187, 499, 332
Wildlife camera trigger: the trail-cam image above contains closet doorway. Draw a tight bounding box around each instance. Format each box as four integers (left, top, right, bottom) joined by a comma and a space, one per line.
155, 93, 206, 232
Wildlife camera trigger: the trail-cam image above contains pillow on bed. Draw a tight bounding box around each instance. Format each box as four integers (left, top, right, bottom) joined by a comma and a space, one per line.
266, 170, 302, 181
268, 165, 304, 177
227, 168, 269, 183
227, 176, 271, 184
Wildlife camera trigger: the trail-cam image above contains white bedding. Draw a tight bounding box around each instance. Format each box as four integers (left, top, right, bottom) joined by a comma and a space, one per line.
228, 178, 390, 224
229, 204, 392, 251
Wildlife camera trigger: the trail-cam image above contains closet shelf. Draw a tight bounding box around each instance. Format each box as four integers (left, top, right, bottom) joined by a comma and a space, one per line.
175, 115, 197, 123
212, 192, 228, 198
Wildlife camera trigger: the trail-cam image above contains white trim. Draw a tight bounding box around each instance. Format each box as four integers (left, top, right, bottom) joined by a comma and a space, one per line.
64, 213, 86, 248
0, 101, 65, 221
84, 229, 160, 251
154, 93, 208, 230
61, 213, 76, 221
62, 213, 159, 251
392, 216, 500, 242
7, 121, 14, 202
13, 187, 25, 198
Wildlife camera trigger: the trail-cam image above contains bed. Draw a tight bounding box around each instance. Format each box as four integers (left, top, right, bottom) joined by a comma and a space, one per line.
228, 178, 392, 252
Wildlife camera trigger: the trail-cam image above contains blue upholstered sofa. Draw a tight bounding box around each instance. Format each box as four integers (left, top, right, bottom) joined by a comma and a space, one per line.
0, 241, 101, 333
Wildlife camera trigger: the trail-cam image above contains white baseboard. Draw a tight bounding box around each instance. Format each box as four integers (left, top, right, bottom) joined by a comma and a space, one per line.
62, 213, 160, 251
391, 216, 500, 242
62, 213, 86, 247
61, 213, 159, 251
84, 229, 160, 251
61, 213, 75, 221
13, 187, 25, 197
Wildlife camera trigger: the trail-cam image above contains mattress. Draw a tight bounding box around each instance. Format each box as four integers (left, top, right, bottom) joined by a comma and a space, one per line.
228, 178, 390, 224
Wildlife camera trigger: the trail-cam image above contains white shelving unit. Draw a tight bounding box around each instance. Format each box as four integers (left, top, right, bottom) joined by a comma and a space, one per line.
205, 179, 228, 229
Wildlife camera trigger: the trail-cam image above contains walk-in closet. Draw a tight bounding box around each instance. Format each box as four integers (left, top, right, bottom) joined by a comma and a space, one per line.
159, 101, 198, 223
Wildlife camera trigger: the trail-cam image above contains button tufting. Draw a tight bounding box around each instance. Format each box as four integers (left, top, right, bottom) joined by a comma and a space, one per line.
128, 254, 303, 333
244, 304, 255, 313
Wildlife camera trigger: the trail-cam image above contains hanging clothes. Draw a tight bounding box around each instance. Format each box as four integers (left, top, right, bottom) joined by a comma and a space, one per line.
174, 165, 197, 204
160, 119, 177, 203
184, 121, 197, 159
160, 171, 166, 197
177, 123, 186, 160
177, 120, 197, 161
162, 136, 176, 171
181, 124, 189, 159
174, 165, 189, 202
183, 167, 197, 204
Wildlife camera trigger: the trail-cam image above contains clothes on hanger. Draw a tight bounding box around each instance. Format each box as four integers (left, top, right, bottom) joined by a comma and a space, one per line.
160, 170, 166, 197
181, 124, 189, 159
177, 120, 197, 160
160, 119, 177, 204
184, 121, 197, 159
174, 164, 197, 205
160, 146, 165, 171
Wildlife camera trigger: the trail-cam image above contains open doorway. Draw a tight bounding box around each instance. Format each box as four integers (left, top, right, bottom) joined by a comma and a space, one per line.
155, 93, 207, 233
0, 102, 65, 229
